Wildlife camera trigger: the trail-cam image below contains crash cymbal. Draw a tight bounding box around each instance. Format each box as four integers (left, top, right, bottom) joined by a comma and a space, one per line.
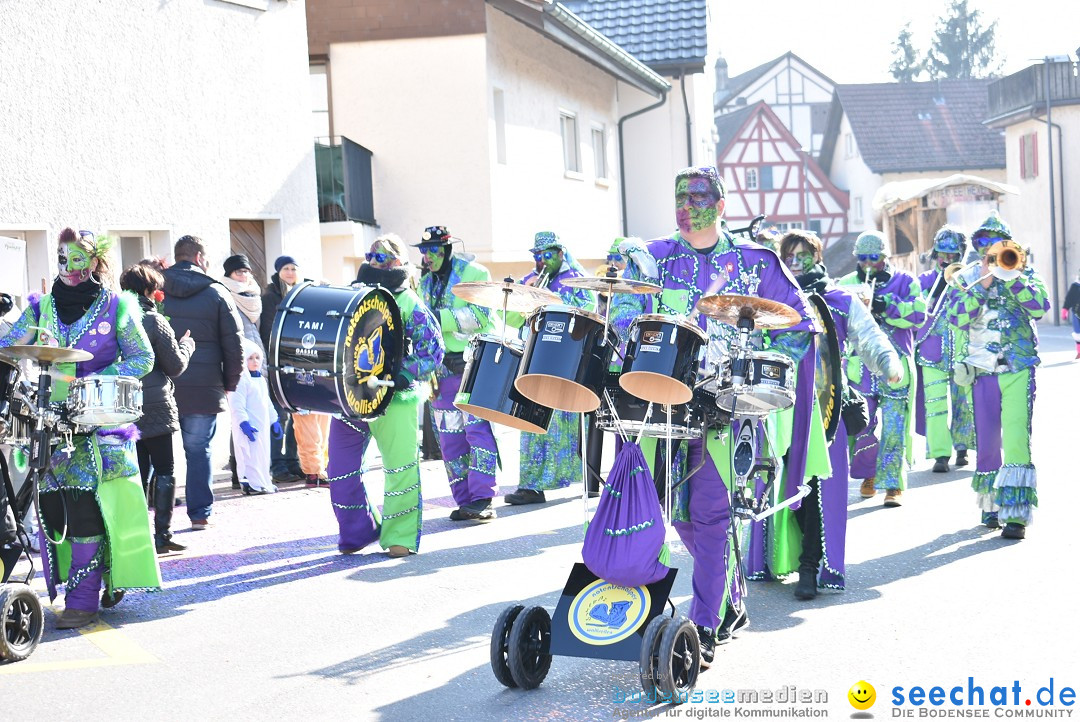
0, 345, 94, 365
695, 293, 801, 330
561, 276, 662, 295
452, 281, 561, 313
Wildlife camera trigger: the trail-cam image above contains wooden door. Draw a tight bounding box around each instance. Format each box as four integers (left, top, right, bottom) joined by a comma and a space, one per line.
229, 220, 267, 283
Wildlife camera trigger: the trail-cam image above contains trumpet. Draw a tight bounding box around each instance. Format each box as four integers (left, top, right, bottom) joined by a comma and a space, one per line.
943, 240, 1027, 292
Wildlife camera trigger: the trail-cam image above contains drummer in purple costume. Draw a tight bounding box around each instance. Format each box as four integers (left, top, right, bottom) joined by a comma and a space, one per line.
503, 232, 596, 506
609, 166, 818, 665
778, 231, 901, 600
416, 226, 500, 521
838, 231, 926, 506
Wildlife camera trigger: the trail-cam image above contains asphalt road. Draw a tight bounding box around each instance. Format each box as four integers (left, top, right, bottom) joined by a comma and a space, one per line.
2, 326, 1077, 721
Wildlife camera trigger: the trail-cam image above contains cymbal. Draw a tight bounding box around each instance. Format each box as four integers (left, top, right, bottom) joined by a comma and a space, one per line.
695, 293, 802, 330
561, 276, 662, 295
0, 345, 94, 364
452, 281, 561, 313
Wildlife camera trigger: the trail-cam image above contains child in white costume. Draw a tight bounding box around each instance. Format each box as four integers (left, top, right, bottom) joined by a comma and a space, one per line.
229, 341, 281, 494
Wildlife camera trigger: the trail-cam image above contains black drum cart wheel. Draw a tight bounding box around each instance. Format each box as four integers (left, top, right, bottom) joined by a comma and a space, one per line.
656, 616, 700, 700
490, 604, 524, 688
0, 583, 45, 662
506, 605, 552, 690
637, 613, 670, 696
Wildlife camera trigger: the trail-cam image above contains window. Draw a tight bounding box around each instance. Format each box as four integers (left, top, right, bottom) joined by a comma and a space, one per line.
1020, 132, 1038, 179
853, 196, 863, 224
493, 89, 507, 165
844, 133, 856, 159
774, 222, 804, 232
561, 111, 580, 174
591, 125, 607, 179
311, 65, 330, 140
117, 233, 149, 272
759, 166, 774, 191
746, 167, 758, 190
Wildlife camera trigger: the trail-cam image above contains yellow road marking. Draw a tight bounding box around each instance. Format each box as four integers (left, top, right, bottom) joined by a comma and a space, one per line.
0, 609, 158, 675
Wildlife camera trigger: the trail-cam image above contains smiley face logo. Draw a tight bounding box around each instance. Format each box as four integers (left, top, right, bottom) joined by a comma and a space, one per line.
848, 680, 876, 710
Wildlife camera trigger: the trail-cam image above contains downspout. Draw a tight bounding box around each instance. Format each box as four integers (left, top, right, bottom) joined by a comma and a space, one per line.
1043, 60, 1060, 325
618, 90, 669, 236
680, 70, 693, 165
1051, 120, 1067, 297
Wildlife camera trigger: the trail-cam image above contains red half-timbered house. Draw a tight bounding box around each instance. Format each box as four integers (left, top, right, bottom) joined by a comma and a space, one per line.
716, 101, 848, 247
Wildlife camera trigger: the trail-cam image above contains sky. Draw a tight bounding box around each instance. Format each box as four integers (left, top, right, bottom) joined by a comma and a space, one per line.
710, 0, 1079, 84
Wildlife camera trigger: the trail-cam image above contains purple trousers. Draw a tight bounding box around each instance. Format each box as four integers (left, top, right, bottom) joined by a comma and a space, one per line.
671, 436, 741, 631
818, 418, 850, 588
430, 373, 498, 506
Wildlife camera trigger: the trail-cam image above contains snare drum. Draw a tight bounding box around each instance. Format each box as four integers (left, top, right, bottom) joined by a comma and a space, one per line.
454, 334, 553, 434
269, 282, 403, 420
596, 383, 703, 440
619, 314, 706, 405
66, 375, 143, 425
515, 305, 617, 414
714, 351, 796, 416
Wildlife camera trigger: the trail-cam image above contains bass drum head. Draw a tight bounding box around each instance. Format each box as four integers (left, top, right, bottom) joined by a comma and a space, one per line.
340, 285, 404, 419
807, 293, 843, 443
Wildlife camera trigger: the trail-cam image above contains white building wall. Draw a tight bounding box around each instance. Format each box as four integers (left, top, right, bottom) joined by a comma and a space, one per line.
328, 35, 491, 269
485, 7, 622, 264
0, 1, 319, 292
1000, 109, 1080, 307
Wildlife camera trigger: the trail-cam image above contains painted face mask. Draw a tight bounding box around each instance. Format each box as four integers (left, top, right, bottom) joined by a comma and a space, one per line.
785, 247, 816, 275
58, 243, 94, 284
675, 176, 720, 234
934, 252, 961, 270
533, 249, 562, 277
421, 245, 446, 273
857, 253, 886, 274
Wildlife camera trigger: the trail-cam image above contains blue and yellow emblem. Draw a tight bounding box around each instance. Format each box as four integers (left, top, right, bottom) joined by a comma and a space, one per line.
568, 580, 650, 646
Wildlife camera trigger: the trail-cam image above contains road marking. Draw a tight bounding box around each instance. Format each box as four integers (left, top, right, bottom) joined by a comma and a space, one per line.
0, 608, 158, 675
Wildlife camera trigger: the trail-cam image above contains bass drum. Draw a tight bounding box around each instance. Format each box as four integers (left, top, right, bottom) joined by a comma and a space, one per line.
807, 293, 843, 443
269, 282, 403, 420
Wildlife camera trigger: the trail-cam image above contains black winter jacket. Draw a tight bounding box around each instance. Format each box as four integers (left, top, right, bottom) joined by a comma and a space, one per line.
135, 296, 195, 438
162, 261, 245, 415
260, 273, 314, 352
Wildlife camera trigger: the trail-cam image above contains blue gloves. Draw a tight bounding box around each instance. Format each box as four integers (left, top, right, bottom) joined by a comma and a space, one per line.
239, 421, 258, 442
271, 421, 283, 439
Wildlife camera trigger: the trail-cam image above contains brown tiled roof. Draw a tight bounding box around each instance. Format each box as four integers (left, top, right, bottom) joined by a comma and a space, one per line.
836, 79, 1005, 174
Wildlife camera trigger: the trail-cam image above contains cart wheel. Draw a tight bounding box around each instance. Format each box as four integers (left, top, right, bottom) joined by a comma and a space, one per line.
506, 605, 552, 690
638, 614, 669, 696
0, 584, 45, 662
656, 616, 700, 702
490, 604, 524, 688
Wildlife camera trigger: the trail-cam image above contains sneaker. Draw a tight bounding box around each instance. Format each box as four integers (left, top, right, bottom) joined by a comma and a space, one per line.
981, 511, 1001, 529
272, 471, 305, 484
450, 499, 496, 521
55, 608, 98, 630
794, 568, 818, 601
1001, 522, 1026, 540
883, 489, 903, 507
859, 478, 877, 498
715, 604, 749, 646
932, 457, 950, 473
954, 450, 969, 467
156, 537, 188, 554
190, 519, 211, 530
505, 488, 546, 505
305, 474, 320, 489
317, 476, 330, 488
696, 625, 716, 668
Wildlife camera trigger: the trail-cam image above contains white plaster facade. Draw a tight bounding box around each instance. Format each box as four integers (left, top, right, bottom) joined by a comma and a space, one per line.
0, 0, 320, 299
322, 5, 665, 276
715, 54, 834, 156
997, 108, 1080, 306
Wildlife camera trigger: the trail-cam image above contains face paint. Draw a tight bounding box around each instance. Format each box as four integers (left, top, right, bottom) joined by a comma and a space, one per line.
935, 252, 961, 270
533, 249, 562, 276
58, 243, 94, 285
367, 244, 399, 270
859, 258, 886, 274
785, 247, 816, 274
675, 176, 720, 233
422, 245, 445, 273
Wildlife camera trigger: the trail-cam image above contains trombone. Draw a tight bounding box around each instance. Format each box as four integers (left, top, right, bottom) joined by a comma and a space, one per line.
943, 240, 1026, 293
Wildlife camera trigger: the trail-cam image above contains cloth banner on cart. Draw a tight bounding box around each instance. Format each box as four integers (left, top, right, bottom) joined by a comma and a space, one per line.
582, 442, 669, 588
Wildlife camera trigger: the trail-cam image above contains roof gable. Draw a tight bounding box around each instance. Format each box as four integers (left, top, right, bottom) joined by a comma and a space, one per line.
560, 0, 708, 73
835, 79, 1005, 174
716, 52, 835, 108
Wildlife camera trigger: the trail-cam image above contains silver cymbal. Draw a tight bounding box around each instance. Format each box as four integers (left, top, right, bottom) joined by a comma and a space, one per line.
695, 293, 801, 330
0, 345, 94, 365
560, 276, 662, 295
451, 281, 561, 313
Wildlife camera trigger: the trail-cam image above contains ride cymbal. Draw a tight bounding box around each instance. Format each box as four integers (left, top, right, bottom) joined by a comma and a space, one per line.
452, 281, 561, 313
560, 276, 661, 295
0, 345, 94, 365
695, 293, 801, 330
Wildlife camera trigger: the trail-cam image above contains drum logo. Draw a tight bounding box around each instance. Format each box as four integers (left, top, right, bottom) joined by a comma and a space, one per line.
354, 328, 385, 378
545, 321, 565, 334
301, 333, 317, 350
642, 330, 663, 344
568, 579, 650, 646
344, 295, 395, 416
760, 364, 781, 380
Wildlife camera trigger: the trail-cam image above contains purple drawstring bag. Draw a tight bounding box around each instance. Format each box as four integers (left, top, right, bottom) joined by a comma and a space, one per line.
582, 441, 669, 587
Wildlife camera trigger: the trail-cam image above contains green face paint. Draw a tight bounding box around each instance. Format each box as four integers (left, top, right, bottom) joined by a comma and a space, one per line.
675, 177, 720, 233
785, 250, 816, 274
58, 243, 95, 285
423, 246, 445, 273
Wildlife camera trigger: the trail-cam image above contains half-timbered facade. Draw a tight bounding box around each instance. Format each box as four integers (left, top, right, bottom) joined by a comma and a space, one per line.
717, 102, 848, 247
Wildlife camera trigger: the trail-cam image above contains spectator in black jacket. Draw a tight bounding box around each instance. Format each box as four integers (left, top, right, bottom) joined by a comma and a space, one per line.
162, 235, 244, 530
260, 256, 306, 484
121, 263, 195, 552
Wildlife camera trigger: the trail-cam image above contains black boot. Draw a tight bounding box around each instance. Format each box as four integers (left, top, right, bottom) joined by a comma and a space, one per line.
794, 566, 818, 600
954, 449, 969, 467
154, 475, 187, 553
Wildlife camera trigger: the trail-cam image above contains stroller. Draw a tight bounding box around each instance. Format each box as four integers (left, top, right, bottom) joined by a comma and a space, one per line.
1, 429, 45, 662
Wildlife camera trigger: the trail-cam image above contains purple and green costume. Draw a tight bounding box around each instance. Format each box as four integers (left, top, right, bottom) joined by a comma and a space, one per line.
610, 231, 816, 632
419, 254, 499, 506
838, 268, 926, 491
914, 270, 975, 458
1, 288, 159, 612
950, 264, 1047, 526
506, 238, 596, 492
327, 280, 443, 553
